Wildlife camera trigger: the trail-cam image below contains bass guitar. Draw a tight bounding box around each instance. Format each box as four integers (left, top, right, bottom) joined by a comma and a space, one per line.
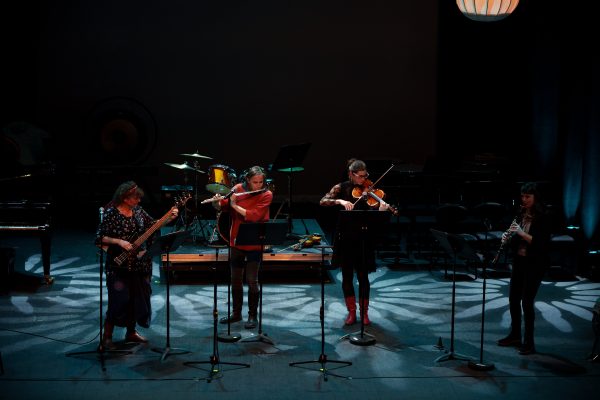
111, 193, 191, 269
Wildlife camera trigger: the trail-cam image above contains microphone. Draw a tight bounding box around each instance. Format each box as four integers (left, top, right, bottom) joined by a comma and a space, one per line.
99, 207, 104, 223
224, 189, 236, 199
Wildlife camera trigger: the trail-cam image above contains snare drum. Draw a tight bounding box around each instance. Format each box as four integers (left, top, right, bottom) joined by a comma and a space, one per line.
206, 164, 237, 194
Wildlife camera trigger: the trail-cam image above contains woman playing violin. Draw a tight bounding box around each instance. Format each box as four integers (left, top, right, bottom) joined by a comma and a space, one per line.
210, 166, 273, 329
320, 159, 391, 326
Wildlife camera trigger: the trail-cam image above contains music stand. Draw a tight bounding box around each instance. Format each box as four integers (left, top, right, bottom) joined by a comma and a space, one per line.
148, 230, 191, 362
337, 210, 390, 346
217, 239, 242, 343
289, 244, 352, 380
183, 242, 248, 382
429, 229, 473, 363
237, 220, 287, 345
450, 232, 495, 371
271, 142, 311, 238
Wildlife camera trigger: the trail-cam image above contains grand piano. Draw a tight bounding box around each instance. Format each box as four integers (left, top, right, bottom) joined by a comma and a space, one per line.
0, 166, 54, 283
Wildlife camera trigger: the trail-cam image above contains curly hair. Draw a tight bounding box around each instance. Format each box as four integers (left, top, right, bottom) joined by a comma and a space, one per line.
347, 158, 366, 173
111, 181, 144, 206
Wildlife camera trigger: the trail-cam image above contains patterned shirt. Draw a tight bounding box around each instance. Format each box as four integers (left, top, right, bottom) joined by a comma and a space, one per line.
96, 206, 155, 272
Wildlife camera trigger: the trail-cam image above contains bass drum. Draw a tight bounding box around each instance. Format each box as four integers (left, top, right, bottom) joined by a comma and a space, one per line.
207, 211, 230, 246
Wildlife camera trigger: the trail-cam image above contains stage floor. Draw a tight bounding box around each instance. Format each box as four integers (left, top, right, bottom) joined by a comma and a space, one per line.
1, 227, 600, 400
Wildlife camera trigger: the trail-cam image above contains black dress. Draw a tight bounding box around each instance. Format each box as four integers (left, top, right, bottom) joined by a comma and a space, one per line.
331, 181, 379, 273
96, 206, 155, 328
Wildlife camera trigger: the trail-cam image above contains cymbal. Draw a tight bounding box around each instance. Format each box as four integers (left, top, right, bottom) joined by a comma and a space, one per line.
164, 162, 206, 173
180, 152, 212, 160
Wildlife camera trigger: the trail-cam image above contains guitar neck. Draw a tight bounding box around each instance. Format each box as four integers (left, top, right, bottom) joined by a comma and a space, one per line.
131, 209, 172, 250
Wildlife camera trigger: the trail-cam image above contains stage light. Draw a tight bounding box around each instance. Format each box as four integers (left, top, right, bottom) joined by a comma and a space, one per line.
456, 0, 520, 22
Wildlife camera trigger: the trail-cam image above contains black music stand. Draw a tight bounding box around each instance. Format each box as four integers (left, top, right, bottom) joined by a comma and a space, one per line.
217, 239, 242, 343
457, 233, 495, 371
237, 220, 287, 345
66, 235, 131, 370
271, 142, 311, 238
430, 229, 473, 363
289, 244, 352, 380
337, 210, 390, 346
183, 242, 248, 382
210, 210, 240, 342
148, 230, 191, 362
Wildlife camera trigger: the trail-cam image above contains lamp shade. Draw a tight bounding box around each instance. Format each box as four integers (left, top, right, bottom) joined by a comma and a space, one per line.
456, 0, 520, 22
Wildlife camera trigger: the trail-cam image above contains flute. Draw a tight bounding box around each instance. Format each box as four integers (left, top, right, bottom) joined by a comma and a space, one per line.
200, 188, 267, 204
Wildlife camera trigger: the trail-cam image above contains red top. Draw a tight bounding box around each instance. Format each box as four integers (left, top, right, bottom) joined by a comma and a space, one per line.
220, 183, 273, 251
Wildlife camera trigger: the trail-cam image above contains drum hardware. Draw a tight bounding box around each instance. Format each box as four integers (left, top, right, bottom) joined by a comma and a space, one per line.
180, 151, 213, 160
270, 142, 311, 238
165, 159, 211, 244
164, 162, 206, 173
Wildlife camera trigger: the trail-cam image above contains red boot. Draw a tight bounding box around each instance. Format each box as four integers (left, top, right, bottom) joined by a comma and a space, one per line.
344, 296, 357, 325
102, 320, 116, 350
360, 298, 371, 326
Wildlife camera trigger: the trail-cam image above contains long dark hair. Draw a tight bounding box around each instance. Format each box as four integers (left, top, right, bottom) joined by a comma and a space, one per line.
242, 166, 267, 190
520, 182, 546, 217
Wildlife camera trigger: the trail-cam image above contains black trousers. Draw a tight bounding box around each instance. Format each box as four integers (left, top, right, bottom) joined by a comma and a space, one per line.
229, 247, 261, 316
509, 255, 545, 344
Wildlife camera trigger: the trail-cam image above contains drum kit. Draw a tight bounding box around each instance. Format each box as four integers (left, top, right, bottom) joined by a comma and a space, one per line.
164, 151, 239, 197
164, 151, 242, 244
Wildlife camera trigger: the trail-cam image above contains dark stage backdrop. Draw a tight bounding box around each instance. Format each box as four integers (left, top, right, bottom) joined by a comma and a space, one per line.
16, 1, 438, 205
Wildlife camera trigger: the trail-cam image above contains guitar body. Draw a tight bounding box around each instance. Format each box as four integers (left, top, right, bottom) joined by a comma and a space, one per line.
107, 234, 144, 270
99, 238, 141, 270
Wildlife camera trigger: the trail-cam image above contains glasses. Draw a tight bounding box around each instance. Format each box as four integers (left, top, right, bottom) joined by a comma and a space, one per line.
352, 172, 369, 179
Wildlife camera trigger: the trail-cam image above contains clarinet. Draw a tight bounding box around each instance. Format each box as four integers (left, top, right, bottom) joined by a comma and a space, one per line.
491, 208, 524, 265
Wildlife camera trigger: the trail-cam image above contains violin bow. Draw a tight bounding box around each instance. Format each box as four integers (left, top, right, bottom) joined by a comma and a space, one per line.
368, 163, 395, 190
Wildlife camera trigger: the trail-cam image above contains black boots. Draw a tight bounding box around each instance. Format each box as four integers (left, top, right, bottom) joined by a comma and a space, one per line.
518, 341, 536, 355
497, 330, 535, 354
220, 285, 243, 324
245, 290, 259, 329
519, 330, 536, 354
219, 289, 259, 329
497, 333, 521, 347
219, 313, 242, 324
244, 315, 258, 329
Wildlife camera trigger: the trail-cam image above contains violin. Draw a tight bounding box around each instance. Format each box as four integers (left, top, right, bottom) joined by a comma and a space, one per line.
351, 179, 399, 216
292, 233, 322, 251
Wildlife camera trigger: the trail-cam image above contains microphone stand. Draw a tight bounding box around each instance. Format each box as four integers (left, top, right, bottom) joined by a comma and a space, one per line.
66, 207, 131, 370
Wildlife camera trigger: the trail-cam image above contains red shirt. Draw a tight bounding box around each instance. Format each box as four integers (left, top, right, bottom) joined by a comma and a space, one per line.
220, 183, 273, 251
